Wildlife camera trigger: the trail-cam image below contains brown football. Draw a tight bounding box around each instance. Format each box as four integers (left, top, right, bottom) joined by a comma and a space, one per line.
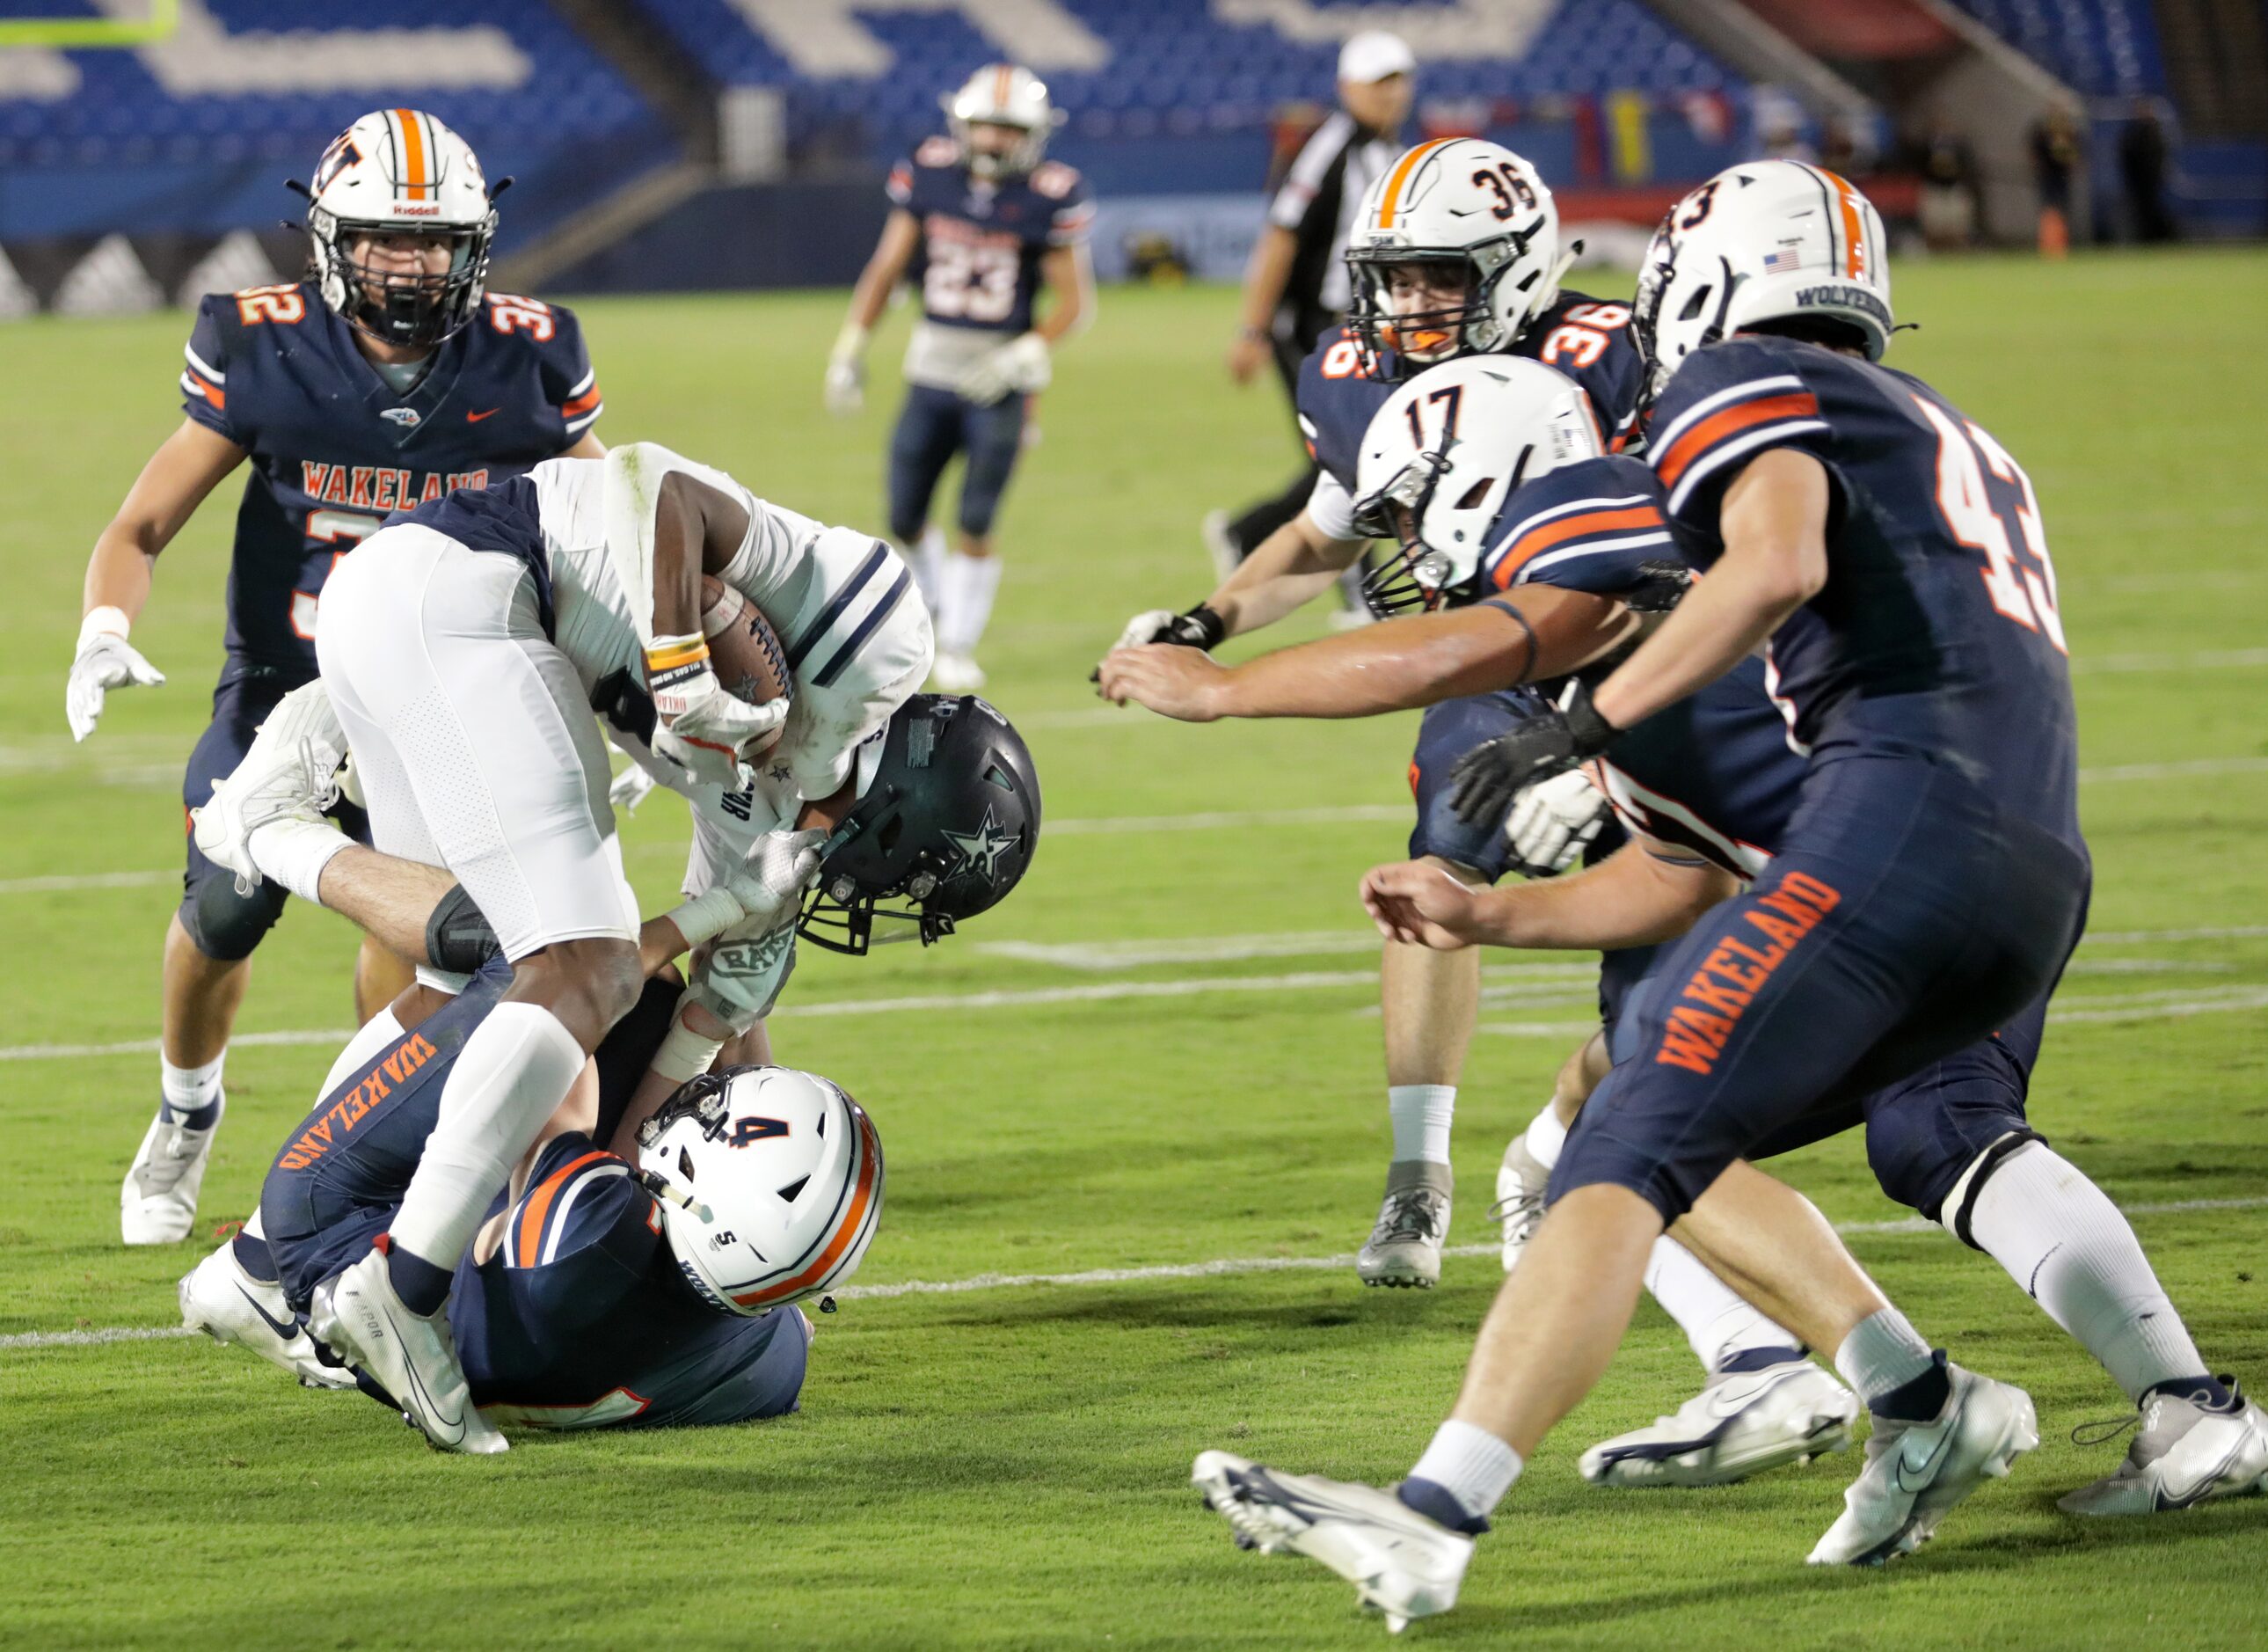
697, 575, 793, 709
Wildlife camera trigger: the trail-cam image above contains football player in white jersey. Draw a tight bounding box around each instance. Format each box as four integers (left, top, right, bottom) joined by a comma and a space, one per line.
193, 442, 931, 1451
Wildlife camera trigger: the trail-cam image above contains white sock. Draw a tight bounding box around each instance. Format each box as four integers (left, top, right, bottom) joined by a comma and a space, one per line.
389, 1002, 585, 1270
246, 814, 353, 904
914, 527, 947, 617
160, 1052, 225, 1129
1408, 1419, 1524, 1521
242, 1207, 266, 1240
1964, 1143, 2208, 1402
937, 551, 1003, 656
1833, 1306, 1936, 1408
1388, 1084, 1456, 1166
1643, 1237, 1800, 1373
316, 1007, 406, 1100
1523, 1102, 1569, 1170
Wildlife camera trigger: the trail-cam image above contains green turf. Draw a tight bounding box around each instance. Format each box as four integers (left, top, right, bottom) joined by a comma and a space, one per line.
2, 252, 2264, 1650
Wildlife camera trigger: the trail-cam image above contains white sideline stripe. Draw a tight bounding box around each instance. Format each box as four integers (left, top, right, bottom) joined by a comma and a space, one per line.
2075, 647, 2268, 675
11, 1193, 2264, 1350
0, 869, 175, 895
11, 973, 2267, 1064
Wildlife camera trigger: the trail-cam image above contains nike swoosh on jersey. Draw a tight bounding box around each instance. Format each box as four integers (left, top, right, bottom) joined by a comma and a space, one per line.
466, 407, 501, 422
236, 1285, 302, 1344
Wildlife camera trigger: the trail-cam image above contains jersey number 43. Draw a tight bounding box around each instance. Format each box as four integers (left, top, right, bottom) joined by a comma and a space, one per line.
1914, 397, 2067, 654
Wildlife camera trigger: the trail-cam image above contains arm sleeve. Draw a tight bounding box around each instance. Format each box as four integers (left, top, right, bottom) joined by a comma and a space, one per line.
539, 305, 603, 445
179, 298, 244, 444
1480, 458, 1686, 596
1644, 340, 1838, 537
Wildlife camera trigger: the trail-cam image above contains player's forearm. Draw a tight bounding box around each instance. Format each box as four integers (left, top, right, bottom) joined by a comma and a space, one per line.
1476, 842, 1730, 951
1034, 245, 1094, 345
1207, 514, 1361, 634
82, 532, 157, 625
845, 216, 918, 333
1237, 227, 1297, 333
1208, 606, 1538, 720
314, 848, 463, 962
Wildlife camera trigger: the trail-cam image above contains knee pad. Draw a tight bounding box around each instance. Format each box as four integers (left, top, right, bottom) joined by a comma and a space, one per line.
179, 871, 289, 962
1934, 1129, 2046, 1249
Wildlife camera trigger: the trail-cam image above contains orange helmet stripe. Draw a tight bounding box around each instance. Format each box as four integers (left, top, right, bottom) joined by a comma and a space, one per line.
394, 106, 429, 201
730, 1107, 881, 1309
1376, 137, 1458, 230
993, 62, 1014, 107
1823, 166, 1867, 278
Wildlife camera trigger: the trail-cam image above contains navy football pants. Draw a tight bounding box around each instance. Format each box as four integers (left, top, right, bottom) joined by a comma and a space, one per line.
886, 383, 1028, 545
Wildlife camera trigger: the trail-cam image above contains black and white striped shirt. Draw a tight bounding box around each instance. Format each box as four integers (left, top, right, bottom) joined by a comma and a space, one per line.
1267, 111, 1397, 328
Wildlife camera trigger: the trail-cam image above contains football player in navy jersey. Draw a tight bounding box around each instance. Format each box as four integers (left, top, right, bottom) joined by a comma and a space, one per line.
827, 63, 1097, 693
69, 110, 607, 1248
1105, 138, 1650, 1290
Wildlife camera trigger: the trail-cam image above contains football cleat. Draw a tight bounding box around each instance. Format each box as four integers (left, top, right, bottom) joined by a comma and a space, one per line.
1192, 1451, 1474, 1633
1357, 1165, 1450, 1289
179, 1239, 355, 1389
120, 1104, 220, 1245
1489, 1130, 1550, 1274
2058, 1383, 2268, 1516
1580, 1357, 1858, 1488
190, 681, 342, 896
930, 650, 987, 694
308, 1246, 506, 1454
1807, 1363, 2036, 1566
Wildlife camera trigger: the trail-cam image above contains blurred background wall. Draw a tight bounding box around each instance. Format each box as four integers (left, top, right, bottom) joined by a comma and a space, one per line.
0, 0, 2259, 316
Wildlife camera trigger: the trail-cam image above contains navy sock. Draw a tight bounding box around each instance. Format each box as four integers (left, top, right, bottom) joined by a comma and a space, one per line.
2143, 1374, 2235, 1412
160, 1094, 223, 1131
1871, 1349, 1953, 1423
1396, 1476, 1490, 1537
231, 1227, 280, 1284
1716, 1344, 1808, 1376
382, 1238, 453, 1318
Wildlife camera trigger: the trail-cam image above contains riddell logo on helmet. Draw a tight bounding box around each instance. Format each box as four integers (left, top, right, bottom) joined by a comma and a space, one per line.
390, 203, 441, 217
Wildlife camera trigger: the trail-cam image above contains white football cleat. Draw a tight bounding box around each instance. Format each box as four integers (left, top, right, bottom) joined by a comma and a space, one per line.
1489, 1130, 1550, 1274
120, 1105, 220, 1245
1192, 1451, 1474, 1633
930, 650, 987, 694
2058, 1384, 2268, 1516
191, 696, 341, 897
1807, 1363, 2036, 1566
308, 1247, 506, 1455
179, 1239, 355, 1389
1580, 1357, 1858, 1488
1356, 1166, 1450, 1290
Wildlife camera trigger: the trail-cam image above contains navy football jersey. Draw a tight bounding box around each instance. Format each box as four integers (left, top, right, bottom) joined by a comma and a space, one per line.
1477, 455, 1681, 599
179, 281, 601, 676
1295, 289, 1649, 501
887, 136, 1093, 335
452, 1131, 809, 1430
1646, 336, 2080, 848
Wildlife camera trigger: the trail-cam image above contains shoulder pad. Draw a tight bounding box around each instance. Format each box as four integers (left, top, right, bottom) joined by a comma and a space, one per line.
914, 135, 962, 171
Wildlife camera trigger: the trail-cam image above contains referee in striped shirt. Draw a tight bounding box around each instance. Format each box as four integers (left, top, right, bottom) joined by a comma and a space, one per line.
1211, 31, 1414, 574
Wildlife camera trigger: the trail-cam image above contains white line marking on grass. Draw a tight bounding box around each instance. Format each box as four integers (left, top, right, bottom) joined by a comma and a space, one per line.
2080, 757, 2268, 783
0, 1027, 354, 1064
2074, 648, 2268, 675
13, 1195, 2264, 1348
0, 870, 175, 895
2046, 985, 2268, 1025
1049, 803, 1409, 836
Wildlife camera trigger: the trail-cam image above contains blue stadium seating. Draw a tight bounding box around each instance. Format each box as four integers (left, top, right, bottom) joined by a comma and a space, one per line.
1944, 0, 2167, 96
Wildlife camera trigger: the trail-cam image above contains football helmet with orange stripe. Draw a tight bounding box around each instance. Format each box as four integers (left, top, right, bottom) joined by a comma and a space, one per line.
944, 62, 1062, 179
1632, 159, 1892, 401
638, 1065, 886, 1315
1345, 138, 1567, 382
301, 108, 500, 349
1351, 356, 1601, 618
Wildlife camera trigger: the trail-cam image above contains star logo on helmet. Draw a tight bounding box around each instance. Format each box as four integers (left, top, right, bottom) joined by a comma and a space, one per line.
942, 807, 1021, 886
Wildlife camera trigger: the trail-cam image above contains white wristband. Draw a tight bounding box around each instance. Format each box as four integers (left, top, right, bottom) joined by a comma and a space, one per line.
830, 321, 871, 364
649, 1002, 726, 1085
246, 815, 354, 906
664, 887, 745, 952
78, 606, 131, 647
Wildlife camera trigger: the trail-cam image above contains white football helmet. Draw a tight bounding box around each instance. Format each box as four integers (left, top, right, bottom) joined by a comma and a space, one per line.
1353, 355, 1603, 617
303, 108, 498, 348
638, 1065, 885, 1315
1345, 137, 1569, 381
1633, 159, 1892, 399
944, 63, 1062, 179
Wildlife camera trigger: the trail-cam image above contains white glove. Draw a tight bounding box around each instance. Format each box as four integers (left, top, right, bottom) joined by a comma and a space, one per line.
1505, 768, 1611, 879
65, 609, 164, 742
1115, 609, 1181, 651
651, 660, 791, 792
724, 826, 827, 939
824, 321, 868, 418
609, 757, 657, 815
960, 332, 1050, 407
689, 921, 802, 1034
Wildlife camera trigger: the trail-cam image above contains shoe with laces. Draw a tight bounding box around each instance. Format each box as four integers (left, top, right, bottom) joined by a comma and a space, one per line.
1489, 1130, 1550, 1274
121, 1103, 221, 1245
308, 1246, 506, 1455
1808, 1361, 2036, 1566
2059, 1381, 2268, 1516
1356, 1162, 1451, 1289
1581, 1356, 1857, 1487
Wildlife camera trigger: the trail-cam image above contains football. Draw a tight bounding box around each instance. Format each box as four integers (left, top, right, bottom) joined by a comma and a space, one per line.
698, 574, 793, 710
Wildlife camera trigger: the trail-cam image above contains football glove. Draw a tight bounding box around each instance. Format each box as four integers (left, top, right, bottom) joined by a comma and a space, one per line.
1624, 559, 1697, 615
1448, 683, 1620, 828
65, 610, 164, 742
1115, 604, 1226, 653
651, 659, 791, 792
609, 756, 657, 815
823, 322, 868, 418
688, 920, 802, 1034
1505, 768, 1611, 879
960, 332, 1050, 407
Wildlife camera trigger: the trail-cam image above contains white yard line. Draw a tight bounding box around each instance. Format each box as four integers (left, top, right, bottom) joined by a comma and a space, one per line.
2073, 647, 2268, 675
9, 1193, 2264, 1351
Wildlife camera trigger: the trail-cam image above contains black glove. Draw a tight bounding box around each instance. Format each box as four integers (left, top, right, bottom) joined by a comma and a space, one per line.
1154, 605, 1227, 649
1447, 684, 1621, 828
1623, 559, 1696, 614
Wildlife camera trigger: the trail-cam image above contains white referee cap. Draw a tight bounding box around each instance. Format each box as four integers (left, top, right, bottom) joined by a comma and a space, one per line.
1338, 30, 1416, 84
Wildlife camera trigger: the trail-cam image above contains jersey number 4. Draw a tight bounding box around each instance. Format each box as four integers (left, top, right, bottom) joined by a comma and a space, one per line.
1914, 397, 2067, 654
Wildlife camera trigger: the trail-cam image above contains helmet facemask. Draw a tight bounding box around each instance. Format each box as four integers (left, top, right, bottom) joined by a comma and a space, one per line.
1354, 441, 1535, 620
1348, 231, 1539, 383
310, 208, 495, 350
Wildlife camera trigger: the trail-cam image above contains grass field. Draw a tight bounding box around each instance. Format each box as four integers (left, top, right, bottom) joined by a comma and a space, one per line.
2, 253, 2265, 1650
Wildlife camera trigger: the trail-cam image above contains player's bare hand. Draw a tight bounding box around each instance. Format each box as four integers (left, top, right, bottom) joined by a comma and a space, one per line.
1225, 333, 1270, 385
1095, 644, 1229, 720
1360, 860, 1494, 951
